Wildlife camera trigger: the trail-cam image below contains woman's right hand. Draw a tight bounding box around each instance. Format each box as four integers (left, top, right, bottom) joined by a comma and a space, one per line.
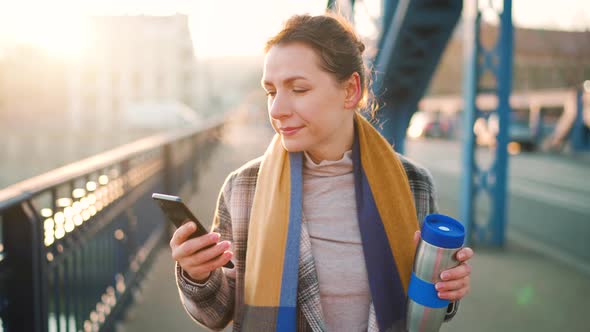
170, 221, 234, 283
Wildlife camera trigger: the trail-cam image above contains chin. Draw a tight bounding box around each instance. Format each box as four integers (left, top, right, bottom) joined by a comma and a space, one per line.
280, 136, 308, 153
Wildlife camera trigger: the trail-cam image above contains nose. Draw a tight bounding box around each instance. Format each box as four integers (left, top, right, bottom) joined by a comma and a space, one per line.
269, 92, 291, 120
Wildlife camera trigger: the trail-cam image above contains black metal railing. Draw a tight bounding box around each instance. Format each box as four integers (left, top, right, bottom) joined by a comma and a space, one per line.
0, 117, 227, 332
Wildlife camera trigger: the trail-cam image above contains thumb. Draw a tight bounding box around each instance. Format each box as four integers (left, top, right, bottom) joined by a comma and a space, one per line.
413, 230, 421, 248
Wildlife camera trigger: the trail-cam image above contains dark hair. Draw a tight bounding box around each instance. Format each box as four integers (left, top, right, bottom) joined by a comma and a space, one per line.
265, 13, 374, 112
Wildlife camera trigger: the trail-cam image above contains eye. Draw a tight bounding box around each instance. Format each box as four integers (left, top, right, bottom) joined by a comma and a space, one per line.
293, 89, 308, 94
265, 90, 276, 97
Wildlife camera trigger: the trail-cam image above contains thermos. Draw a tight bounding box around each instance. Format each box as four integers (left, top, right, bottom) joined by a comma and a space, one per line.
406, 214, 465, 332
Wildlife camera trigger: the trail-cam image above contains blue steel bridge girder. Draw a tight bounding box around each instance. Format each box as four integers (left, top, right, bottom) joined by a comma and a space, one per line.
327, 0, 356, 12
461, 0, 513, 247
371, 0, 463, 153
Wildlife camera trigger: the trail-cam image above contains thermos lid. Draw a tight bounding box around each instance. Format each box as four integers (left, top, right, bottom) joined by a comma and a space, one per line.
422, 214, 465, 249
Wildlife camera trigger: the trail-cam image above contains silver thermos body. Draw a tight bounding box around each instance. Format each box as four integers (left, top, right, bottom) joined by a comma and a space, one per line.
406, 214, 465, 332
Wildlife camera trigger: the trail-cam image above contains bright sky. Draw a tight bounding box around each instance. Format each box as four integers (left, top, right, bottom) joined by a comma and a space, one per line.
0, 0, 588, 59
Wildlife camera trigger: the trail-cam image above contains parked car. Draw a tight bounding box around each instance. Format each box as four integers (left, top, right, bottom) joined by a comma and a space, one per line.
407, 111, 453, 139
480, 113, 537, 151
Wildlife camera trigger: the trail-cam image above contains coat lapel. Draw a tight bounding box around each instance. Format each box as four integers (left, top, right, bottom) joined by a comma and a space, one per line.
297, 215, 326, 332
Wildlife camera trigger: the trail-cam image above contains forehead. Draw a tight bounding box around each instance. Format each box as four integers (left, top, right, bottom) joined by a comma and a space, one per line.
262, 43, 325, 83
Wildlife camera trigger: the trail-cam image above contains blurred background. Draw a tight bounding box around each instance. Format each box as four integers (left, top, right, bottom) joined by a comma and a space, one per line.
0, 0, 588, 331
1, 0, 589, 187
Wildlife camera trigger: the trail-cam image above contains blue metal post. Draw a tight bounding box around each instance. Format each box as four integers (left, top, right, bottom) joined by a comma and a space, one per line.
327, 0, 356, 12
460, 4, 479, 245
493, 1, 513, 246
372, 0, 409, 152
461, 0, 513, 246
571, 88, 590, 151
377, 104, 413, 153
327, 0, 336, 10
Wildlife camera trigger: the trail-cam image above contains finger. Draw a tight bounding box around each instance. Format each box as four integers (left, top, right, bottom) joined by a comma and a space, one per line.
440, 262, 471, 281
455, 247, 474, 262
172, 232, 220, 261
413, 230, 421, 247
438, 285, 470, 301
169, 221, 197, 248
436, 276, 469, 292
187, 241, 232, 266
185, 250, 233, 277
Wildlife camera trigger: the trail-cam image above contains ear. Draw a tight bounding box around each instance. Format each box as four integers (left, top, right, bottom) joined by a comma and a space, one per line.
343, 72, 362, 110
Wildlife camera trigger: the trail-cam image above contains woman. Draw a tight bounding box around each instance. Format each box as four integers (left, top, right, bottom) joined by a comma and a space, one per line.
170, 13, 473, 332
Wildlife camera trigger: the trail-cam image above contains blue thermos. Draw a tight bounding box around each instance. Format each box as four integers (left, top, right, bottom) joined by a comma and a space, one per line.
406, 214, 465, 332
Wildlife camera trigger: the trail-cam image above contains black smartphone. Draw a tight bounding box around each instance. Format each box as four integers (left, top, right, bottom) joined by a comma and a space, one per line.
152, 193, 234, 269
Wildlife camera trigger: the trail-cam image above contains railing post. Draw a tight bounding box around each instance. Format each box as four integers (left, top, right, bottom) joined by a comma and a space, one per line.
2, 201, 48, 332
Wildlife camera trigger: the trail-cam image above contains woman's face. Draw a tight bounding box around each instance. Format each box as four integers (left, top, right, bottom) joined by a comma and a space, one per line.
262, 42, 357, 162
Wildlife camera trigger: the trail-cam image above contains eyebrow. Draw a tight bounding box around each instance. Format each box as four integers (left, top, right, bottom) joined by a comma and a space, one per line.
261, 75, 308, 87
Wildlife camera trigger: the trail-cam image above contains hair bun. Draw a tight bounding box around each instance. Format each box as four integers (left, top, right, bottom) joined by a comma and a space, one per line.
357, 40, 365, 53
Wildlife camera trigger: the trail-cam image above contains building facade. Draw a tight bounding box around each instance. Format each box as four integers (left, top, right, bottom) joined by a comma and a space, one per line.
68, 14, 198, 131
428, 23, 590, 96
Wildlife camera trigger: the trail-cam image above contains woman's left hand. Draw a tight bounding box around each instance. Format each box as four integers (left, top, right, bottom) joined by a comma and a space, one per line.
414, 231, 474, 301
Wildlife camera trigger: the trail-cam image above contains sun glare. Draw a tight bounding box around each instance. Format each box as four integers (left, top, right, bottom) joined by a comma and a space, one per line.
1, 4, 91, 59
18, 15, 89, 58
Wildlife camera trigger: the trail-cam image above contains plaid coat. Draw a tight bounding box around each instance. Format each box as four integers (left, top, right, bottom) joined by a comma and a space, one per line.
176, 154, 458, 331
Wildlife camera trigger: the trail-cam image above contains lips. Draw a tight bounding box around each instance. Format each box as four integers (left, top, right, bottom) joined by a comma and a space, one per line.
279, 126, 304, 136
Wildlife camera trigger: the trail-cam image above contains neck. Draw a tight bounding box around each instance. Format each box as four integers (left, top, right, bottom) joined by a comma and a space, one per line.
305, 114, 354, 163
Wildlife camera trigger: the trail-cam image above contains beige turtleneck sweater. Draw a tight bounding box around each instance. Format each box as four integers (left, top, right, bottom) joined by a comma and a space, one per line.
302, 150, 370, 332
